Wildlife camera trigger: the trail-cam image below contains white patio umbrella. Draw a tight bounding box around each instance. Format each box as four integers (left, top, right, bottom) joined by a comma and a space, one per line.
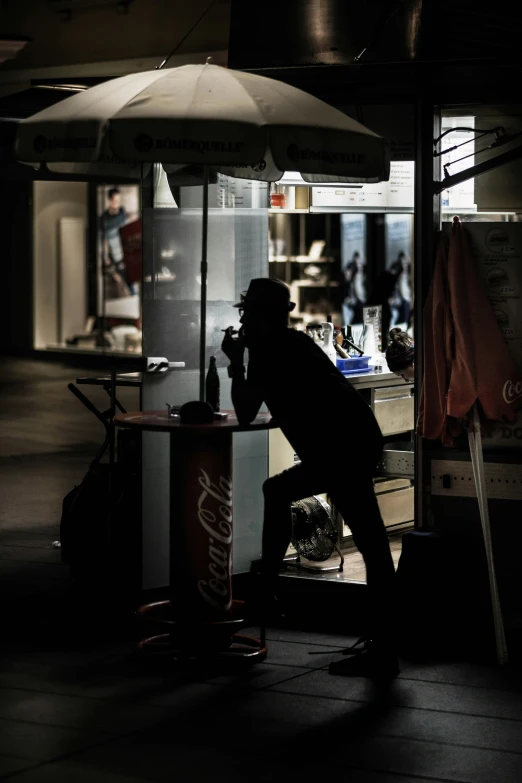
16, 60, 390, 398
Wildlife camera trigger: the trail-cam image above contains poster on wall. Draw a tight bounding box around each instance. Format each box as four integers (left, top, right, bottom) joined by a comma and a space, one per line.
340, 214, 367, 325
443, 220, 522, 447
97, 184, 141, 323
385, 214, 413, 329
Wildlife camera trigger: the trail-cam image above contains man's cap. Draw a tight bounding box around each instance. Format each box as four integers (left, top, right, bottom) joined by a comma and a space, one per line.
233, 279, 296, 312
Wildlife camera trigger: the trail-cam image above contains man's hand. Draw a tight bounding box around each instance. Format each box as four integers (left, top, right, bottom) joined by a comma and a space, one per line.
221, 326, 245, 366
222, 326, 263, 425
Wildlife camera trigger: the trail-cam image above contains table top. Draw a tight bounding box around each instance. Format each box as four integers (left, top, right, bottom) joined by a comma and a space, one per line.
76, 373, 142, 387
114, 409, 277, 434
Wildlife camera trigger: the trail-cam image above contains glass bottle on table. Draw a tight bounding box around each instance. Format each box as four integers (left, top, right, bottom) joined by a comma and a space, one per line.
205, 356, 220, 412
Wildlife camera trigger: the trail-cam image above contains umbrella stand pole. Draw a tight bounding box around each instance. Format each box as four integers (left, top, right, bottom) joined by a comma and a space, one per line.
199, 165, 209, 402
468, 405, 509, 665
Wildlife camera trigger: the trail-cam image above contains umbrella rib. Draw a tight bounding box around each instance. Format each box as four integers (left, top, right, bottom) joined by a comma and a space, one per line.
57, 72, 168, 120
109, 69, 173, 119
185, 64, 215, 121
223, 69, 271, 125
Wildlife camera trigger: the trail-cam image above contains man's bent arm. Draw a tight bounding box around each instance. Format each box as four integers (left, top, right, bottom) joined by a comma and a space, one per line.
230, 365, 264, 425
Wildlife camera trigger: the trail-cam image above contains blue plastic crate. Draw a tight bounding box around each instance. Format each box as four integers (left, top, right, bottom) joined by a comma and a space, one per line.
336, 355, 371, 374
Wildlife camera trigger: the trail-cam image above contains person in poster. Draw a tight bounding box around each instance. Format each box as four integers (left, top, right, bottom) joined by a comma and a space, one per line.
388, 251, 412, 327
99, 187, 137, 299
342, 251, 368, 324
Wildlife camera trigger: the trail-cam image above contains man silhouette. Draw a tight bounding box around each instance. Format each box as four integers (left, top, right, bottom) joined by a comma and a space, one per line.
221, 278, 398, 681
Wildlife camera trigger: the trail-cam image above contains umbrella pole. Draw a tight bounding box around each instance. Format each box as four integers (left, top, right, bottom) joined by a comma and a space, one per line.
199, 165, 209, 402
468, 404, 509, 665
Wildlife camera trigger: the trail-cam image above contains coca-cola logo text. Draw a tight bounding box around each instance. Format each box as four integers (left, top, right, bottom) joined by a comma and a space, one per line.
502, 379, 522, 405
197, 469, 233, 612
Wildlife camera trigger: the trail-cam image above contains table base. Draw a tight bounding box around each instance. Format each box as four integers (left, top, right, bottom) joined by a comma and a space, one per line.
135, 599, 267, 663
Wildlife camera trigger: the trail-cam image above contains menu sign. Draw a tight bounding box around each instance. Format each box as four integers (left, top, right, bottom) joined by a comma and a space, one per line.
217, 174, 268, 209
387, 162, 415, 209
311, 161, 414, 211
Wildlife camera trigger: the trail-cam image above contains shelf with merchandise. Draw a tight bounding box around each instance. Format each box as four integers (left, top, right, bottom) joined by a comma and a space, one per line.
269, 254, 336, 263
269, 184, 311, 211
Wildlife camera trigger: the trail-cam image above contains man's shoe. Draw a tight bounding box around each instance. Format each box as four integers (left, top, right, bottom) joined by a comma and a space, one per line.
328, 637, 399, 683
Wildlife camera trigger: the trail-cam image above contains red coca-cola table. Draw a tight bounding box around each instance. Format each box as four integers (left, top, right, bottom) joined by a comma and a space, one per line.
114, 409, 277, 663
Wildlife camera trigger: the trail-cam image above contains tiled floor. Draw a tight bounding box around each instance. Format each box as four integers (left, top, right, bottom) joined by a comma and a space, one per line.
1, 628, 522, 782
1, 356, 522, 783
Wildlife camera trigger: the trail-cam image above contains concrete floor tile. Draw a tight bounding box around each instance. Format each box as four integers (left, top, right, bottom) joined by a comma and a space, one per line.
268, 667, 522, 720
196, 662, 312, 690
0, 755, 38, 778
264, 626, 359, 649
40, 738, 266, 783
259, 638, 351, 668
337, 734, 522, 783
0, 754, 38, 777
0, 687, 186, 735
0, 717, 108, 761
400, 657, 522, 692
0, 760, 154, 783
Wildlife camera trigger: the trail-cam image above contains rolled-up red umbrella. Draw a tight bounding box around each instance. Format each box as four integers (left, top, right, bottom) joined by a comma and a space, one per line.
446, 216, 522, 433
418, 216, 522, 664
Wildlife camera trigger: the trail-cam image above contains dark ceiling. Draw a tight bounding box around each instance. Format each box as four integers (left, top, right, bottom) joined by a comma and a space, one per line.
229, 0, 518, 70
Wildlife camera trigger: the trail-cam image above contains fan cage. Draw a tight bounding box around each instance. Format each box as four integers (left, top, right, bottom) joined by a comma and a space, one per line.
291, 495, 338, 562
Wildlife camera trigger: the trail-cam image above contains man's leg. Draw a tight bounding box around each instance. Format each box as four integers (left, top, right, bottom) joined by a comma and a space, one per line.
329, 472, 399, 679
260, 463, 324, 596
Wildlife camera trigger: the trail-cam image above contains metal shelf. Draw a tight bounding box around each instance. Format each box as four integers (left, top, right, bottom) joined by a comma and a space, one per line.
376, 443, 415, 479
292, 280, 339, 287
268, 208, 310, 214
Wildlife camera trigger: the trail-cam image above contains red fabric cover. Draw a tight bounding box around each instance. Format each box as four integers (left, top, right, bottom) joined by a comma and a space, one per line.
418, 217, 522, 445
119, 218, 142, 286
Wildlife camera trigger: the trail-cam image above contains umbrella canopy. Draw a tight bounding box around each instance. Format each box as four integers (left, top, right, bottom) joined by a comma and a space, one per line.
418, 216, 522, 445
15, 60, 390, 400
15, 62, 389, 184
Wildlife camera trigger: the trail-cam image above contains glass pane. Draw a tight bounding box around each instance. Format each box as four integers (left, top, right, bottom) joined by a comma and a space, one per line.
32, 181, 143, 357
141, 176, 269, 588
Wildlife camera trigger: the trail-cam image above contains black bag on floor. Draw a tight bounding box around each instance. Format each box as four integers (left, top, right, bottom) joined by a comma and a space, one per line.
60, 460, 141, 592
60, 384, 142, 595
